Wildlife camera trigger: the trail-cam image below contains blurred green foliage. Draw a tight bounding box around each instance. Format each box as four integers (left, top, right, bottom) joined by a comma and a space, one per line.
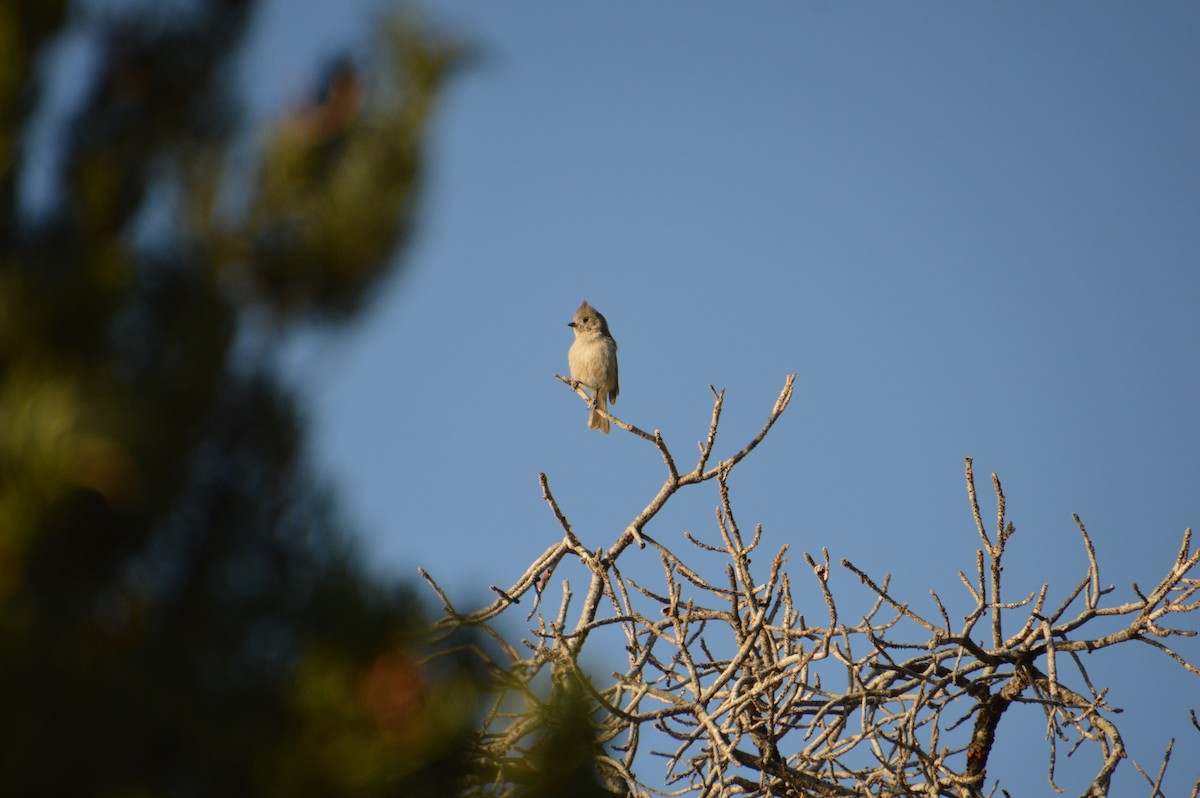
0, 1, 521, 795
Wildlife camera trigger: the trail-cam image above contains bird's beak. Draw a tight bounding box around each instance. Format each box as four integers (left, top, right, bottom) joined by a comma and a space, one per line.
567, 322, 576, 328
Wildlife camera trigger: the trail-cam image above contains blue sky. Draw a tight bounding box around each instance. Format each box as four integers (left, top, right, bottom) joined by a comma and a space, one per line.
244, 2, 1199, 793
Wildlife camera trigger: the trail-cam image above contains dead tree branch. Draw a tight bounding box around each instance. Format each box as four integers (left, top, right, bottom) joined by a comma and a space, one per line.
422, 377, 1199, 797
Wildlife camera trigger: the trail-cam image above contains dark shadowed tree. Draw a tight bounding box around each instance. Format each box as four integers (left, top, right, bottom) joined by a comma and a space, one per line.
0, 2, 508, 795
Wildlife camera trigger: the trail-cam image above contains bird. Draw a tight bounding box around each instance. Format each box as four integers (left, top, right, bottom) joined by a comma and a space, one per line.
568, 300, 619, 433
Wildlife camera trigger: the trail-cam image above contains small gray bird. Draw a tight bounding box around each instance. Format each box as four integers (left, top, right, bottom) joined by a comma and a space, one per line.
568, 300, 619, 433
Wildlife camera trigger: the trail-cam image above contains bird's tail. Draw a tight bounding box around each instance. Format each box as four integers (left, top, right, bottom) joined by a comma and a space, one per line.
589, 392, 610, 434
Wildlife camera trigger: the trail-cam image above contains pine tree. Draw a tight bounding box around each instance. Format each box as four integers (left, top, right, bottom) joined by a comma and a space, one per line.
0, 3, 480, 795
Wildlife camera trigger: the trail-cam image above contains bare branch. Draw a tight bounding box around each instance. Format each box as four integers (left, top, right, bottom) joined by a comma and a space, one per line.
420, 383, 1198, 798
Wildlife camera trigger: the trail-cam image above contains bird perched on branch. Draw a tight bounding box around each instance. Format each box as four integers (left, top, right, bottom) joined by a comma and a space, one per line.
568, 301, 619, 433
